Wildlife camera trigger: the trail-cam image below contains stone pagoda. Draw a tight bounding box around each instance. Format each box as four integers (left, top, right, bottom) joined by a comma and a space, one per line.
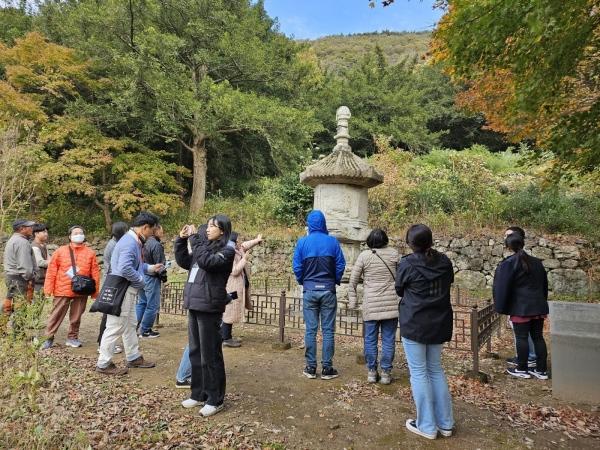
300, 106, 383, 278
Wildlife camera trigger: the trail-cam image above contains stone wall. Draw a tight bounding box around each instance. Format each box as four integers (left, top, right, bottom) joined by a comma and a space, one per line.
246, 234, 599, 298
1, 233, 598, 298
421, 236, 598, 297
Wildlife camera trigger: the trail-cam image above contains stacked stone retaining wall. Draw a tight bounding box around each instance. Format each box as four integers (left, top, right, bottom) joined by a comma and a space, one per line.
1, 233, 597, 298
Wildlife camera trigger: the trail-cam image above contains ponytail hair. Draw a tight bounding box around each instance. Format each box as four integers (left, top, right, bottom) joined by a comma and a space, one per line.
505, 232, 531, 273
406, 224, 438, 263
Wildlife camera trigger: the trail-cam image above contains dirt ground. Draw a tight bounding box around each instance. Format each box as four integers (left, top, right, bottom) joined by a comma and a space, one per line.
30, 305, 598, 450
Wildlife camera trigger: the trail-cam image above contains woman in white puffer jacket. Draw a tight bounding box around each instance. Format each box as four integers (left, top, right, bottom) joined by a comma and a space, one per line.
348, 228, 400, 384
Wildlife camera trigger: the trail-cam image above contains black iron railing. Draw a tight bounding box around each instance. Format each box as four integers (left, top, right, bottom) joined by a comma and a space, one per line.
161, 282, 501, 375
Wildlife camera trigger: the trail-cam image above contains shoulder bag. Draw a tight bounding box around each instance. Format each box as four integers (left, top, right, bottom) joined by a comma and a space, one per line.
68, 247, 96, 296
89, 273, 130, 316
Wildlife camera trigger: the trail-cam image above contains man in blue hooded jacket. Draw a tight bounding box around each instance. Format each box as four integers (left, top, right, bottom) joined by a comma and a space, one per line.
293, 210, 346, 380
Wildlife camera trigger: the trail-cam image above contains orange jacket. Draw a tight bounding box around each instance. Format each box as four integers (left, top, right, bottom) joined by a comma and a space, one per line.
44, 243, 100, 299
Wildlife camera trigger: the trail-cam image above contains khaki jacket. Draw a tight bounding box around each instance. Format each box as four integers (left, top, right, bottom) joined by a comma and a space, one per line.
348, 246, 400, 321
223, 237, 262, 324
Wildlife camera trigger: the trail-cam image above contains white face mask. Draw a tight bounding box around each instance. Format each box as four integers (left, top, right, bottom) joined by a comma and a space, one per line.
71, 234, 85, 244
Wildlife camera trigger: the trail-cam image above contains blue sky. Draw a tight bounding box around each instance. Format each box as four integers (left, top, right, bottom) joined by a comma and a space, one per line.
262, 0, 444, 40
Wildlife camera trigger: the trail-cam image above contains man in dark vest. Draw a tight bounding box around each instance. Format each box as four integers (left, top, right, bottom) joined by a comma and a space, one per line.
31, 223, 49, 297
136, 224, 166, 338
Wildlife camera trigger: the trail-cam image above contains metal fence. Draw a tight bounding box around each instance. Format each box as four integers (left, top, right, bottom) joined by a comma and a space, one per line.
161, 281, 501, 375
251, 276, 295, 294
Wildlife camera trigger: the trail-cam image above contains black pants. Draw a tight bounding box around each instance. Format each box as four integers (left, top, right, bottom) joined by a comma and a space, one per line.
97, 313, 108, 345
221, 322, 233, 340
188, 310, 226, 406
513, 319, 547, 371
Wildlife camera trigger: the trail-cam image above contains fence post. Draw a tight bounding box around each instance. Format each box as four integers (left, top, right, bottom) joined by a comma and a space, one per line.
471, 304, 479, 374
457, 286, 461, 306
486, 300, 492, 353
273, 289, 291, 350
278, 289, 286, 343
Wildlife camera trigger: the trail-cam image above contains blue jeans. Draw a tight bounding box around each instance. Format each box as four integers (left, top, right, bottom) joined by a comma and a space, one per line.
402, 337, 454, 435
176, 344, 191, 383
303, 290, 337, 369
136, 275, 161, 333
364, 318, 398, 372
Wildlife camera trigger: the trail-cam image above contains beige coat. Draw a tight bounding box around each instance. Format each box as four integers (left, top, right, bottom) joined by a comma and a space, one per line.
348, 246, 400, 321
223, 237, 262, 324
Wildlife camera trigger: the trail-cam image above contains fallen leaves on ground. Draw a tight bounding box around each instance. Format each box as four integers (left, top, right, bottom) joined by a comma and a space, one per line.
449, 376, 600, 438
0, 348, 274, 449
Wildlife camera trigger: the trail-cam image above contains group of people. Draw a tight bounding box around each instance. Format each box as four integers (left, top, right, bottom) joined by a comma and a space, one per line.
292, 212, 549, 440
3, 219, 45, 318
2, 209, 550, 438
293, 212, 456, 439
1, 215, 169, 353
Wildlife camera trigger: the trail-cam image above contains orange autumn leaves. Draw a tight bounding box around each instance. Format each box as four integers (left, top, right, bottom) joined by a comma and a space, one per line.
0, 32, 100, 126
431, 0, 600, 176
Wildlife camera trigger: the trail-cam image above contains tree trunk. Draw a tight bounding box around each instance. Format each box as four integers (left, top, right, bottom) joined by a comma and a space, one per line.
94, 199, 113, 233
189, 138, 207, 214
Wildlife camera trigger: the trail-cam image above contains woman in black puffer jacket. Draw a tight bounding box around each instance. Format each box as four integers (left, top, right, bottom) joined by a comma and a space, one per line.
493, 232, 549, 380
174, 215, 235, 417
395, 224, 455, 440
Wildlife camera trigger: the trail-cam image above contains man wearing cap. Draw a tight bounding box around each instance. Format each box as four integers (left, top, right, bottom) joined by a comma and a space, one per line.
3, 219, 36, 317
31, 223, 50, 296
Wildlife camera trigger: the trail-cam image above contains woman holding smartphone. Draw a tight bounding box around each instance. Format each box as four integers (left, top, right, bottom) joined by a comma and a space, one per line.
174, 217, 235, 417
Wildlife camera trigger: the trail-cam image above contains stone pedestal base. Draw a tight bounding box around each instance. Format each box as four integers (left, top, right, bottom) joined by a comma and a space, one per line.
550, 302, 600, 404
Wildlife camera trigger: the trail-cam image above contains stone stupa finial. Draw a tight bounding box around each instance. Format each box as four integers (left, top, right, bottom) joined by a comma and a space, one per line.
299, 105, 383, 189
334, 106, 351, 147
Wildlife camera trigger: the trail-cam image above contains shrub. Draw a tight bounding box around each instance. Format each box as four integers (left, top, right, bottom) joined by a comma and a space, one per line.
40, 197, 106, 235
271, 173, 314, 226
407, 151, 505, 219
161, 143, 599, 240
370, 142, 509, 231
174, 177, 305, 238
502, 184, 600, 238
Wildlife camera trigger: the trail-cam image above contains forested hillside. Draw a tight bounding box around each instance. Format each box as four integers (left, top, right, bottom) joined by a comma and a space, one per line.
0, 1, 597, 241
309, 31, 430, 72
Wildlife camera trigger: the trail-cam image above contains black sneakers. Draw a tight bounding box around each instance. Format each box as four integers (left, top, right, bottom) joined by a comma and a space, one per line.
303, 366, 317, 379
176, 379, 191, 389
506, 367, 531, 379
506, 357, 536, 368
530, 369, 549, 380
222, 339, 241, 348
303, 366, 339, 380
141, 329, 160, 338
321, 367, 339, 380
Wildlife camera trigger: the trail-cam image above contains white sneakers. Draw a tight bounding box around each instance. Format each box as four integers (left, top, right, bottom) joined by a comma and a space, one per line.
200, 404, 224, 417
181, 399, 224, 417
181, 398, 203, 408
380, 371, 392, 385
438, 427, 453, 437
405, 419, 437, 440
367, 370, 378, 383
405, 419, 454, 439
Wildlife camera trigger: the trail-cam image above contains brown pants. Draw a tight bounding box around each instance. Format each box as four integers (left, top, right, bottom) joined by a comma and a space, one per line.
45, 296, 87, 340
